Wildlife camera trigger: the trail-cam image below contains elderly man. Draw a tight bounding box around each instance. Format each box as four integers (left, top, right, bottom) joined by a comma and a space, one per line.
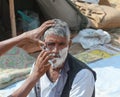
28, 19, 96, 97
9, 19, 96, 97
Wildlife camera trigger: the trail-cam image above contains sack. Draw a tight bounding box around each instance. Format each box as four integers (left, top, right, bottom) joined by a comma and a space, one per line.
74, 2, 120, 29
99, 0, 111, 6
36, 0, 88, 31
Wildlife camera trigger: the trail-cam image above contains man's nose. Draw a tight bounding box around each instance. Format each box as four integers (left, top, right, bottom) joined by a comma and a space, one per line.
52, 45, 59, 52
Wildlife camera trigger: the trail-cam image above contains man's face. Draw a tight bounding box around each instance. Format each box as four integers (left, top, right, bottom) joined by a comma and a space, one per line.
44, 34, 69, 68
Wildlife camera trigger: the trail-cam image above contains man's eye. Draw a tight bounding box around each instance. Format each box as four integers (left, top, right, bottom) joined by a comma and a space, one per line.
59, 43, 66, 46
47, 43, 55, 47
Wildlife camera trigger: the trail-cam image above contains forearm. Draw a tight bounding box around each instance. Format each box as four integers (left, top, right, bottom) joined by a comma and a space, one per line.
0, 33, 27, 56
0, 20, 55, 56
8, 45, 52, 97
8, 73, 41, 97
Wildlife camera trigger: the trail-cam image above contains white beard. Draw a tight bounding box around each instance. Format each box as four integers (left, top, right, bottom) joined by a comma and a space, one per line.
51, 47, 68, 69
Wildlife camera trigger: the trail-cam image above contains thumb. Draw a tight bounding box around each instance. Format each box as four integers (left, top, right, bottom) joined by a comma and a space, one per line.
38, 40, 45, 47
33, 39, 45, 47
38, 40, 45, 46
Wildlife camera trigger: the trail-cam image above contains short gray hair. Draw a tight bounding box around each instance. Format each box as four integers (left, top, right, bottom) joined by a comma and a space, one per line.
44, 19, 71, 41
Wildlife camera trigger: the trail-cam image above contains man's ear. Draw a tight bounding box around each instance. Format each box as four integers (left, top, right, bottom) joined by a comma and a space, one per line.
68, 39, 72, 48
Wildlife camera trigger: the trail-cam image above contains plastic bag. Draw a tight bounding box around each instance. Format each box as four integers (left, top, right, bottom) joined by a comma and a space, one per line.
17, 10, 40, 31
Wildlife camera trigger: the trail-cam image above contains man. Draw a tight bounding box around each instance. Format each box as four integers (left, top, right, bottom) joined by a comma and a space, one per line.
28, 19, 96, 97
9, 19, 96, 97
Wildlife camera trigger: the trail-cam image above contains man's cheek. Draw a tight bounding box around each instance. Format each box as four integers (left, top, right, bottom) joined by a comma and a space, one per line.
59, 47, 69, 57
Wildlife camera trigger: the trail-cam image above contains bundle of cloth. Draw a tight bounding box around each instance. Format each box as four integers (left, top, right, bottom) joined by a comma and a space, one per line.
72, 28, 111, 49
0, 46, 35, 89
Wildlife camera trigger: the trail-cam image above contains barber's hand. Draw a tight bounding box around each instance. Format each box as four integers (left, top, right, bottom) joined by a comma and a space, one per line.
24, 20, 55, 47
37, 20, 55, 36
32, 50, 53, 78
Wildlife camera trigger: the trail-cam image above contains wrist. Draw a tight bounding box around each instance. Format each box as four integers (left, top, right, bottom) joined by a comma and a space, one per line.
20, 32, 28, 40
29, 72, 42, 81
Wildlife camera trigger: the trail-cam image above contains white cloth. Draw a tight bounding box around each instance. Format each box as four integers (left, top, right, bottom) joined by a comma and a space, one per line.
89, 55, 120, 97
72, 28, 111, 49
28, 69, 95, 97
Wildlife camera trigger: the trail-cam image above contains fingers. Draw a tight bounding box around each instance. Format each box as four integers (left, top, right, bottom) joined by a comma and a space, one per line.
34, 39, 45, 48
38, 50, 54, 62
39, 50, 50, 61
26, 20, 55, 45
34, 50, 53, 73
38, 40, 45, 45
38, 20, 55, 35
44, 63, 51, 70
24, 20, 55, 40
41, 20, 55, 27
35, 50, 52, 67
33, 48, 58, 77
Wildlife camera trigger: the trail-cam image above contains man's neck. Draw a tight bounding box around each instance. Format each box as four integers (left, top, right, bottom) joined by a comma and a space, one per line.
46, 65, 63, 82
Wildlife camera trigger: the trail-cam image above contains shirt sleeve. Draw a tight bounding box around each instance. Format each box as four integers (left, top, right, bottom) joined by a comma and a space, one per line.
27, 63, 36, 97
70, 69, 95, 97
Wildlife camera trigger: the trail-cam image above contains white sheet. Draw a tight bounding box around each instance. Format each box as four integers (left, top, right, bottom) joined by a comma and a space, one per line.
89, 55, 120, 97
0, 80, 24, 97
0, 55, 120, 97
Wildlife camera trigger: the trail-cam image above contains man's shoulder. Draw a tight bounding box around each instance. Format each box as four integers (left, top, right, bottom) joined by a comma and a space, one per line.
67, 53, 86, 65
67, 53, 96, 80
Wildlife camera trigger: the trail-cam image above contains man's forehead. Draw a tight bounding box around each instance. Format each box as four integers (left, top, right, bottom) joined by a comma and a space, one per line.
45, 34, 67, 40
44, 33, 71, 46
